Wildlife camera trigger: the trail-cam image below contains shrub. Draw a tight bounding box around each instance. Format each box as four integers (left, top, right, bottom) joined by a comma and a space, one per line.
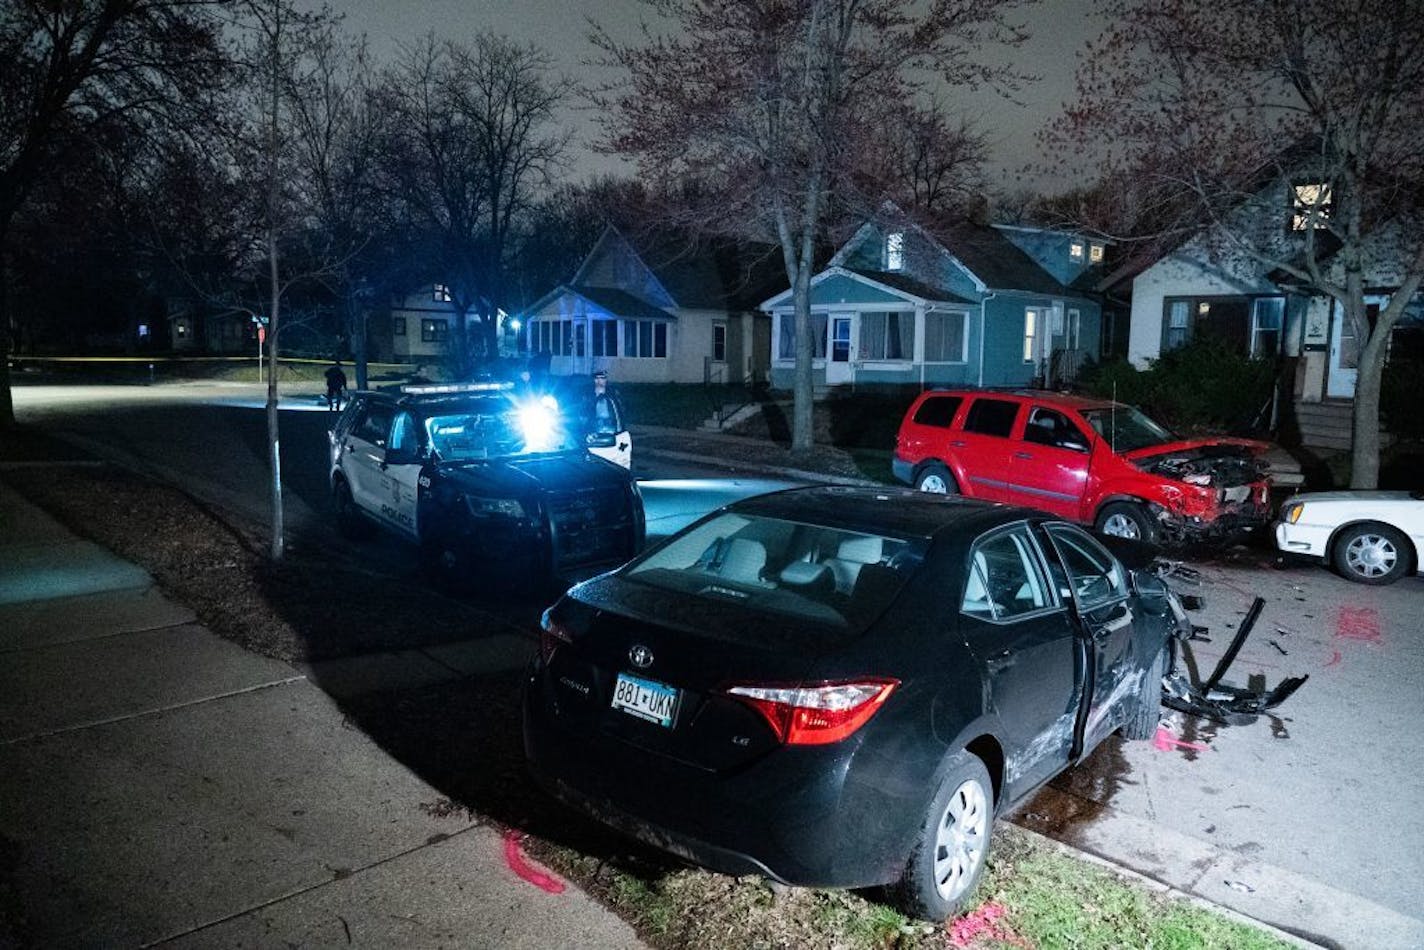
1078, 341, 1276, 433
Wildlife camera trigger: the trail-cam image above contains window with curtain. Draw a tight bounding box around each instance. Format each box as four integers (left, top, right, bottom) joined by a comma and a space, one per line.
923, 312, 967, 362
1166, 300, 1189, 349
859, 311, 913, 360
777, 313, 829, 360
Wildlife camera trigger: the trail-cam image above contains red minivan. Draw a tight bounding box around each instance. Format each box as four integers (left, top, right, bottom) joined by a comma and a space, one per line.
892, 389, 1272, 543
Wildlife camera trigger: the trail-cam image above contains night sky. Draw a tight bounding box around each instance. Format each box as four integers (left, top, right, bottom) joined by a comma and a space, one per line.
331, 0, 1101, 190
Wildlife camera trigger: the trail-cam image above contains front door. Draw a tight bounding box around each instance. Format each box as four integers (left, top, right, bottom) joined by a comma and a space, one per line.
826, 315, 853, 385
1328, 296, 1386, 398
1006, 405, 1093, 520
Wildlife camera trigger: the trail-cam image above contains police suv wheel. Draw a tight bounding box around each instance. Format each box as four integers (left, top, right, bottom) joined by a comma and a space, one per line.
333, 480, 369, 539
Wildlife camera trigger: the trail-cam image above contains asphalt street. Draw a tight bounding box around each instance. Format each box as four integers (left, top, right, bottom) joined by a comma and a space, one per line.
11, 381, 1424, 948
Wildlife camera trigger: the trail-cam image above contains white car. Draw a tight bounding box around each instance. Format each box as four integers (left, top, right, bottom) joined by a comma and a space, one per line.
1275, 491, 1424, 584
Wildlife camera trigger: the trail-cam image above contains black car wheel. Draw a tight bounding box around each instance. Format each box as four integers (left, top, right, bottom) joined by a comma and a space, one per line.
897, 751, 993, 921
333, 479, 369, 539
914, 462, 959, 495
1094, 501, 1158, 545
1332, 521, 1411, 585
1122, 644, 1167, 740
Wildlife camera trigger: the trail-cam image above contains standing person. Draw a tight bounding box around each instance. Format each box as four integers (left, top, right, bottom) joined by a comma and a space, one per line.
584, 369, 631, 468
588, 370, 619, 435
325, 359, 348, 411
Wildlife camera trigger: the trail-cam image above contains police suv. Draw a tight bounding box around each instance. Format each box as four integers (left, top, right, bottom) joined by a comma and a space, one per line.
329, 382, 644, 589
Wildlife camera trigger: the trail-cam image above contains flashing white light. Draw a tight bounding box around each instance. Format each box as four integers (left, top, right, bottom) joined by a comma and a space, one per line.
517, 399, 560, 451
510, 318, 522, 331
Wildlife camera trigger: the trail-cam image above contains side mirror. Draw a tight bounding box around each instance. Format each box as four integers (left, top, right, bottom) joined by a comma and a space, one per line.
1131, 570, 1173, 615
384, 446, 422, 466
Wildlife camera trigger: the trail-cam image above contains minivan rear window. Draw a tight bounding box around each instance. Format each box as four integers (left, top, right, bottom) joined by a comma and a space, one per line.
912, 395, 962, 428
963, 398, 1019, 437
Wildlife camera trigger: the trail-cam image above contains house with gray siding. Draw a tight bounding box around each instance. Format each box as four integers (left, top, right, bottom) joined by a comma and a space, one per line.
759, 216, 1108, 390
522, 226, 783, 385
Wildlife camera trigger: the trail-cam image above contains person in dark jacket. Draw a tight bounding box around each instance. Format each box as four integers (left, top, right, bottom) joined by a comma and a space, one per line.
324, 360, 348, 411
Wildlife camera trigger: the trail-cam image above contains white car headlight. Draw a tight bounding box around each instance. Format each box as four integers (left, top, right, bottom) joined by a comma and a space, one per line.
465, 495, 524, 519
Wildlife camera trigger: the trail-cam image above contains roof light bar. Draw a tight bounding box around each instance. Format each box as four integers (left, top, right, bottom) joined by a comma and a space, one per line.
401, 381, 514, 395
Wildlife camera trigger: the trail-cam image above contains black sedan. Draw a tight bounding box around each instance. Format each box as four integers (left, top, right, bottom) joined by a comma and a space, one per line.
524, 487, 1188, 919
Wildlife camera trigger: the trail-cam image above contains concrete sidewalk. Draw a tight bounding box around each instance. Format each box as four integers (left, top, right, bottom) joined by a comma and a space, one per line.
0, 478, 642, 949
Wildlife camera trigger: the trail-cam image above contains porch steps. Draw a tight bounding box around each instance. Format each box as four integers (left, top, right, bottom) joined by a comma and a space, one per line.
1292, 400, 1392, 452
700, 402, 763, 431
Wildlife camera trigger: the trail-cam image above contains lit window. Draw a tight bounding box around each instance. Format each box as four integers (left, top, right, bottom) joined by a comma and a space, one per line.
1023, 309, 1038, 362
1089, 243, 1104, 263
886, 232, 904, 271
1166, 300, 1189, 349
421, 318, 448, 342
1291, 183, 1332, 231
433, 284, 452, 302
1069, 241, 1085, 262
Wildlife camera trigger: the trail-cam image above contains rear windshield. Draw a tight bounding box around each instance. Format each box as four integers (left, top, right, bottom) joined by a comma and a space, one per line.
623, 513, 925, 633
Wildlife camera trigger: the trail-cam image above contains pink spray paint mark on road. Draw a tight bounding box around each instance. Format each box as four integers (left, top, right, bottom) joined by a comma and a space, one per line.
1335, 606, 1382, 645
1154, 726, 1210, 754
1324, 650, 1342, 668
948, 902, 1032, 949
502, 830, 566, 894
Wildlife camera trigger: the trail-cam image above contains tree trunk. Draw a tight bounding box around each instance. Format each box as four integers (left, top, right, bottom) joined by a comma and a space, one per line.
1350, 331, 1385, 490
791, 265, 814, 452
265, 0, 285, 562
0, 243, 13, 431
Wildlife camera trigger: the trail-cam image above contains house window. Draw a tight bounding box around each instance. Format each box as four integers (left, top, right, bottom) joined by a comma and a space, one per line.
1291, 183, 1331, 231
591, 319, 618, 358
421, 318, 448, 342
623, 319, 668, 358
1251, 298, 1285, 357
433, 284, 452, 303
886, 232, 905, 271
393, 317, 406, 336
1065, 308, 1081, 350
859, 311, 911, 360
1069, 241, 1084, 262
776, 313, 829, 360
1166, 301, 1189, 349
1089, 243, 1104, 263
923, 311, 968, 363
711, 322, 726, 362
1023, 309, 1039, 362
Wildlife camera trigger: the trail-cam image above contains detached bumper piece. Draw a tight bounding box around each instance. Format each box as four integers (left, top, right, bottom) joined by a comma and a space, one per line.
1161, 597, 1308, 725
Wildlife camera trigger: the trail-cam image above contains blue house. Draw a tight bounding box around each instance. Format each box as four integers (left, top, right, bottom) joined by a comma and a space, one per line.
759, 215, 1109, 390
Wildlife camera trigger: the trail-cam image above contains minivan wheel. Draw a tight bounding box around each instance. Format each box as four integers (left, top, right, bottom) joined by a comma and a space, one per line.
1094, 501, 1158, 544
897, 751, 993, 921
914, 463, 958, 495
1332, 521, 1411, 585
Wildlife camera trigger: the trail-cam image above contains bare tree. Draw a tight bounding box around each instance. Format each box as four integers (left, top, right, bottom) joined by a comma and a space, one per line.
1043, 0, 1424, 488
376, 33, 570, 374
592, 0, 1028, 451
0, 0, 229, 429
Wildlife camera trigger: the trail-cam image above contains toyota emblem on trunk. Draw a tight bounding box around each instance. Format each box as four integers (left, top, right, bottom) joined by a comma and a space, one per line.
629, 644, 654, 669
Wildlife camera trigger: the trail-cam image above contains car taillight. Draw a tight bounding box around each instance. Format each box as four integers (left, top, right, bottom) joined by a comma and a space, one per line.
725, 679, 898, 745
538, 608, 572, 663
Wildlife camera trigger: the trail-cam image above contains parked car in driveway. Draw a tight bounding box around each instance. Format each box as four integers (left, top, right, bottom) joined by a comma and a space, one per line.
329, 382, 644, 589
524, 486, 1188, 919
893, 389, 1272, 544
1276, 490, 1424, 584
